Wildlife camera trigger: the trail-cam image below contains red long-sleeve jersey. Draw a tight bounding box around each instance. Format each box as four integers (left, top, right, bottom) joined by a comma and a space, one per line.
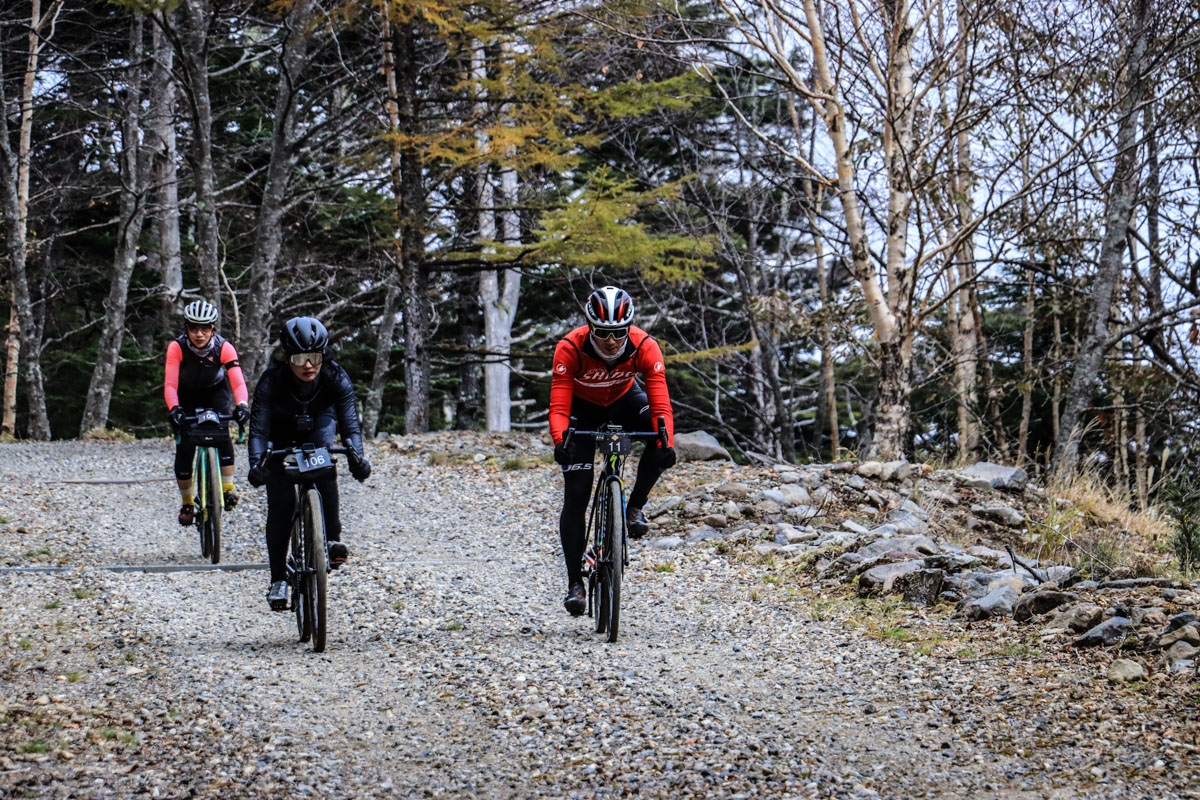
549, 325, 674, 446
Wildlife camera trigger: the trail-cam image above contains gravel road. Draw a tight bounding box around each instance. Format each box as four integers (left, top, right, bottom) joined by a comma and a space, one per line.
2, 438, 1197, 799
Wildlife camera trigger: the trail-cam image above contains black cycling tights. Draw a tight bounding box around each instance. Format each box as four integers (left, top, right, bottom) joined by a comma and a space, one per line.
264, 467, 341, 583
559, 387, 668, 588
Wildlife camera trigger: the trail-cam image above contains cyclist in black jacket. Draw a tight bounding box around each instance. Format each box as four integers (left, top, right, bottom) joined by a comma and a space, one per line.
246, 316, 371, 611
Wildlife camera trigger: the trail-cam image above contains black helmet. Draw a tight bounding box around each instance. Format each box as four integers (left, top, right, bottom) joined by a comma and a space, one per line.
280, 316, 329, 355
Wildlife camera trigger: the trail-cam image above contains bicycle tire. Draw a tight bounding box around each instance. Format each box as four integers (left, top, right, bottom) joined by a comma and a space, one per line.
291, 515, 310, 642
605, 480, 624, 643
195, 449, 210, 558
593, 482, 610, 635
205, 447, 222, 564
304, 488, 329, 653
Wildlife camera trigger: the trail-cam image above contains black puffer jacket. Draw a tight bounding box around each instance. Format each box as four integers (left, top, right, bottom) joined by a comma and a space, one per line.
248, 360, 364, 467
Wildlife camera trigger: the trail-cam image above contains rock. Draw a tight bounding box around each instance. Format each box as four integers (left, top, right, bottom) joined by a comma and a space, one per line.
958, 585, 1019, 620
779, 484, 812, 506
881, 460, 914, 482
1157, 625, 1200, 649
674, 431, 733, 461
970, 503, 1026, 527
702, 514, 728, 529
759, 489, 787, 506
1013, 590, 1079, 622
753, 542, 781, 555
865, 489, 889, 508
960, 461, 1029, 491
987, 574, 1034, 594
1107, 659, 1146, 683
856, 535, 940, 560
857, 461, 885, 478
1164, 612, 1198, 632
944, 571, 998, 601
650, 536, 684, 550
784, 505, 825, 524
1049, 603, 1104, 633
716, 482, 751, 500
892, 569, 945, 606
923, 553, 983, 573
842, 520, 871, 536
923, 489, 959, 506
722, 501, 741, 519
965, 546, 1014, 568
1165, 641, 1200, 665
755, 499, 781, 516
857, 561, 923, 595
1131, 607, 1167, 628
885, 509, 927, 535
1073, 617, 1132, 647
774, 524, 818, 544
686, 526, 724, 544
1098, 577, 1181, 590
844, 475, 868, 490
682, 501, 702, 517
1043, 565, 1080, 587
778, 472, 801, 484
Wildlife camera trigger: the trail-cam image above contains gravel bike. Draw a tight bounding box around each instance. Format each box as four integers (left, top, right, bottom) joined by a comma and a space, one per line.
263, 444, 351, 654
178, 409, 241, 564
562, 415, 667, 643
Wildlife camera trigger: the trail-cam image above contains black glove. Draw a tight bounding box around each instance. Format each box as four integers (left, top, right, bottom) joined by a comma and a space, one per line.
168, 405, 185, 432
247, 462, 269, 488
233, 403, 250, 426
657, 445, 677, 469
348, 452, 371, 482
554, 439, 576, 465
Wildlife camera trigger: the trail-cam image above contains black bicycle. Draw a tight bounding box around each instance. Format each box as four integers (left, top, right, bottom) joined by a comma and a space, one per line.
177, 409, 241, 564
563, 415, 667, 643
263, 444, 350, 654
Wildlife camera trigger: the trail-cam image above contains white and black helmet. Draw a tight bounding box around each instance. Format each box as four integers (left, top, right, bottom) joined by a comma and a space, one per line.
584, 286, 634, 330
183, 300, 219, 326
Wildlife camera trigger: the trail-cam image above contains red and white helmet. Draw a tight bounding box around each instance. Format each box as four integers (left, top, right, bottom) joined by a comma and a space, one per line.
584, 286, 634, 330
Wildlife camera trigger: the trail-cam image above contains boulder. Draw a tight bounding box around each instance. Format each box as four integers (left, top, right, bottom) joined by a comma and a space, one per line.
702, 514, 728, 529
881, 460, 914, 482
886, 509, 928, 535
856, 535, 940, 560
779, 484, 813, 506
774, 524, 818, 545
650, 536, 685, 550
923, 489, 960, 506
784, 505, 825, 524
965, 546, 1014, 568
958, 585, 1019, 621
892, 568, 945, 606
1013, 590, 1079, 622
778, 471, 801, 484
1165, 641, 1200, 665
970, 503, 1026, 527
1107, 659, 1146, 683
674, 431, 733, 462
1073, 617, 1132, 648
686, 526, 725, 544
1157, 624, 1200, 649
923, 553, 983, 573
1048, 603, 1104, 633
960, 461, 1029, 491
857, 561, 923, 595
716, 482, 751, 500
722, 501, 741, 519
857, 461, 886, 478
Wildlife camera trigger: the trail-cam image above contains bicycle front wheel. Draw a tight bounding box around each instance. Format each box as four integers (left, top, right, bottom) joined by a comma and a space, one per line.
205, 447, 222, 564
195, 449, 210, 558
303, 489, 328, 653
290, 513, 310, 642
605, 482, 624, 643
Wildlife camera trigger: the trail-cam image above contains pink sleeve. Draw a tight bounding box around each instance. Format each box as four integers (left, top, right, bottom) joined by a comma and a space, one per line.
164, 342, 182, 409
221, 341, 249, 405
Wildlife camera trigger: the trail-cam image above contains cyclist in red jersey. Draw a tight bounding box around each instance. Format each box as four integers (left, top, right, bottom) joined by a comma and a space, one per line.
163, 300, 250, 525
549, 286, 676, 615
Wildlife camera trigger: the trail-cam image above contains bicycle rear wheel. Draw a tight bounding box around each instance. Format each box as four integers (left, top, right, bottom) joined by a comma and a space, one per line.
605, 482, 624, 643
303, 489, 329, 653
204, 447, 222, 564
195, 449, 209, 558
290, 515, 310, 642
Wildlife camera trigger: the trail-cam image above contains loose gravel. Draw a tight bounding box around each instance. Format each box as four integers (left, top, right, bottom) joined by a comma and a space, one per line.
2, 438, 1198, 799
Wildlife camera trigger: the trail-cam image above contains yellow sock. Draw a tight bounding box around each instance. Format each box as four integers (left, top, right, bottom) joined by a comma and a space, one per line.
223, 481, 235, 493
181, 493, 194, 505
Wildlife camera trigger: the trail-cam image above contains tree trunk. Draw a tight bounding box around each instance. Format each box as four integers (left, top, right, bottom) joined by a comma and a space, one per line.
0, 0, 61, 440
1053, 0, 1153, 475
396, 19, 429, 432
2, 304, 18, 437
951, 0, 979, 463
148, 16, 182, 325
80, 15, 148, 434
178, 0, 220, 306
1017, 265, 1035, 465
239, 0, 317, 385
873, 339, 912, 460
362, 277, 400, 439
454, 267, 482, 430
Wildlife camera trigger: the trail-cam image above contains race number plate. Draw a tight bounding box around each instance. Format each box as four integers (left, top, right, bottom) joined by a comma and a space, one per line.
196, 409, 221, 425
297, 447, 332, 472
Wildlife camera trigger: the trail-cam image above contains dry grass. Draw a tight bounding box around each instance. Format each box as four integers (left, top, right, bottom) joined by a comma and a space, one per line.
1039, 466, 1173, 575
81, 427, 136, 441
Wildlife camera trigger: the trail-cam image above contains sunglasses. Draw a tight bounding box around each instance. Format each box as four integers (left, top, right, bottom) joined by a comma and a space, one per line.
591, 326, 630, 342
289, 352, 324, 367
185, 322, 214, 333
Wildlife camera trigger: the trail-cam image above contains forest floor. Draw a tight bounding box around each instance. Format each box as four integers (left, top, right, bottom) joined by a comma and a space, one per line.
1, 436, 1198, 799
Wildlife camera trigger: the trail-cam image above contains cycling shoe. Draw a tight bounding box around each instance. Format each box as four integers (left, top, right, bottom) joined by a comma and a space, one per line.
626, 506, 650, 538
267, 580, 289, 611
328, 541, 349, 569
563, 581, 586, 616
223, 489, 239, 509
178, 503, 196, 526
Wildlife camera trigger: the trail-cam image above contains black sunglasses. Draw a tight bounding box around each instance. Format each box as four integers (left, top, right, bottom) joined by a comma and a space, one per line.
591, 325, 630, 341
185, 322, 214, 333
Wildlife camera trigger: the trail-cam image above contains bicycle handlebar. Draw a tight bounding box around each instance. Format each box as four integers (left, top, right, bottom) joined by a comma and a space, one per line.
263, 445, 354, 463
563, 414, 668, 450
181, 409, 244, 437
